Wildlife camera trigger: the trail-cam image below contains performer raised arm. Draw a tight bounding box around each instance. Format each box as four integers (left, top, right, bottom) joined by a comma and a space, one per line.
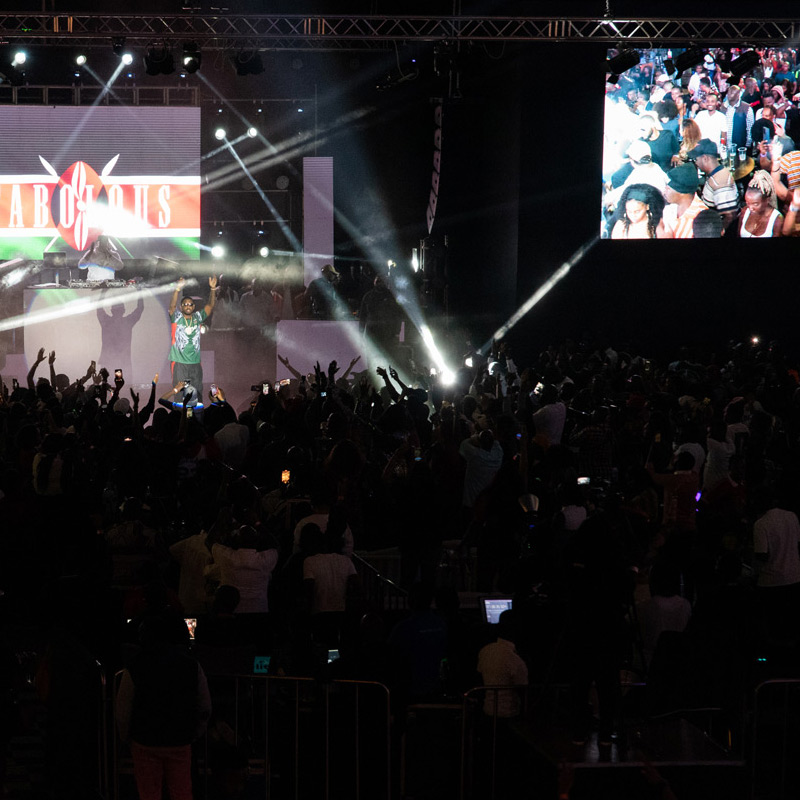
167, 275, 217, 399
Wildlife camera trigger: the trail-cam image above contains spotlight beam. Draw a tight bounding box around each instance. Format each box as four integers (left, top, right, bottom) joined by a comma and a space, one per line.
480, 236, 599, 353
51, 61, 127, 166
0, 283, 176, 335
220, 138, 303, 253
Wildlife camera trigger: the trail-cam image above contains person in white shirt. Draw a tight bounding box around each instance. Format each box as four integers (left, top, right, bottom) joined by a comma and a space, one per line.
753, 489, 800, 643
477, 609, 528, 718
532, 385, 567, 448
694, 93, 728, 152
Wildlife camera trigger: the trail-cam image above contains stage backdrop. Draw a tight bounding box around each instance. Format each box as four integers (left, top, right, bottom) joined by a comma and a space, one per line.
0, 105, 201, 264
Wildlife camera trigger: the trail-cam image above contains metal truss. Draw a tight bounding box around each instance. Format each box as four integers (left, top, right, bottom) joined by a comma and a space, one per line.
0, 14, 794, 51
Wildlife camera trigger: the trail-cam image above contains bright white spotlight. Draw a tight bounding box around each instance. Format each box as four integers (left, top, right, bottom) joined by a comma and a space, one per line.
121, 52, 133, 65
411, 248, 419, 272
75, 54, 87, 66
259, 246, 269, 258
211, 245, 225, 258
214, 128, 226, 140
12, 51, 26, 66
247, 126, 258, 138
419, 324, 456, 385
465, 356, 474, 368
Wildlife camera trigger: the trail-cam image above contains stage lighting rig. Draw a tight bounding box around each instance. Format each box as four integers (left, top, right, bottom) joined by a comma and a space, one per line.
144, 43, 175, 76
606, 49, 639, 83
728, 49, 760, 79
182, 42, 201, 74
112, 37, 133, 63
664, 45, 706, 78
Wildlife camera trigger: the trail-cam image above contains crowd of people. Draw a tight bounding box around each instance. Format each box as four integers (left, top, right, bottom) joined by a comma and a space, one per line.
2, 328, 800, 797
603, 47, 800, 237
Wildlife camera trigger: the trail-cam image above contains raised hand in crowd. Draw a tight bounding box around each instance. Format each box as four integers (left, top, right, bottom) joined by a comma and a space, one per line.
340, 355, 361, 382
328, 359, 339, 385
27, 347, 46, 390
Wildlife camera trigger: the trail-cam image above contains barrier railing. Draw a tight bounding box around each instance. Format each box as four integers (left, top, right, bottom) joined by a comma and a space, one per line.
111, 671, 392, 800
460, 684, 534, 800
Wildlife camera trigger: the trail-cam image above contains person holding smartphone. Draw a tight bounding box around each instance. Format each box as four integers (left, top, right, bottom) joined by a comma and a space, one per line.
167, 275, 217, 399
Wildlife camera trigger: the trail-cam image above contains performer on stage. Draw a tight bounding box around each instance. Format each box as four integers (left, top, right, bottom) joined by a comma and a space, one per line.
168, 275, 217, 398
78, 234, 123, 281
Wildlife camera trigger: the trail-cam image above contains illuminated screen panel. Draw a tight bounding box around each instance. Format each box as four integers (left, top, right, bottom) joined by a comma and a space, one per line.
601, 48, 770, 240
0, 106, 200, 262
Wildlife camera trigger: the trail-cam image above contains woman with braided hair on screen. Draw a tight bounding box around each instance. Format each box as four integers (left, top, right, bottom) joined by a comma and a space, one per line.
609, 183, 667, 239
737, 169, 784, 237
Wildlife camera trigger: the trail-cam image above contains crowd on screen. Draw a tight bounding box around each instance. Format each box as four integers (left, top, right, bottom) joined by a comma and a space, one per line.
603, 47, 800, 238
2, 328, 800, 794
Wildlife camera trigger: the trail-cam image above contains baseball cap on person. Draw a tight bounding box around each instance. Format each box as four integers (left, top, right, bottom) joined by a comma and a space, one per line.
321, 263, 340, 277
687, 139, 720, 160
626, 140, 652, 163
703, 54, 715, 65
666, 163, 700, 194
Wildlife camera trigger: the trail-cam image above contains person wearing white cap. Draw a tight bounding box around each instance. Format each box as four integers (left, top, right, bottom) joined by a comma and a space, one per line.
603, 139, 668, 211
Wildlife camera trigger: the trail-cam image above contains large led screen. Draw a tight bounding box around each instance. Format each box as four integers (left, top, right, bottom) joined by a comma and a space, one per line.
602, 47, 797, 239
0, 106, 200, 263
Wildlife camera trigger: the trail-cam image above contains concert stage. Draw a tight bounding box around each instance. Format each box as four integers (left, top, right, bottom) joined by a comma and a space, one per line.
2, 286, 362, 412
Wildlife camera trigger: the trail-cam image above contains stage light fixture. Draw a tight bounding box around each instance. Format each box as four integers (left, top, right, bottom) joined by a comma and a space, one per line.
182, 42, 201, 74
214, 127, 227, 140
12, 51, 26, 66
606, 49, 640, 83
728, 50, 760, 78
75, 54, 87, 66
121, 52, 133, 65
144, 43, 175, 76
211, 245, 225, 259
247, 126, 258, 138
259, 246, 269, 258
112, 37, 126, 57
233, 51, 264, 76
673, 46, 706, 75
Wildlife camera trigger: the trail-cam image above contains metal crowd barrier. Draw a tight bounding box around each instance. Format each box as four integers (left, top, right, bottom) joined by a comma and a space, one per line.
110, 670, 392, 800
460, 684, 535, 800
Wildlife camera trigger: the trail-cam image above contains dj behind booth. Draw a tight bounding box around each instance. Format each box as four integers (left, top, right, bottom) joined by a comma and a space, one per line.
78, 235, 124, 282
